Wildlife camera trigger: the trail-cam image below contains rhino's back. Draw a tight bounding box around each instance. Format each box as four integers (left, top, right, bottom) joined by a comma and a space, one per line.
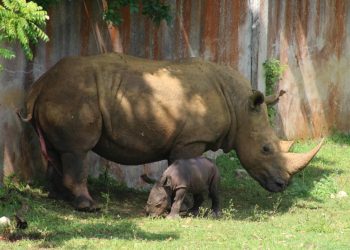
166, 157, 217, 193
89, 54, 233, 164
29, 53, 239, 164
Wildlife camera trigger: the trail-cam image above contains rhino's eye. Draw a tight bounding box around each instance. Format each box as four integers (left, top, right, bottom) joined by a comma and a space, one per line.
155, 203, 162, 208
262, 144, 273, 154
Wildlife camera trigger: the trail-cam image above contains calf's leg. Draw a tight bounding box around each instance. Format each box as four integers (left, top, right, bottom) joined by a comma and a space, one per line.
188, 194, 204, 216
167, 188, 187, 219
209, 180, 220, 217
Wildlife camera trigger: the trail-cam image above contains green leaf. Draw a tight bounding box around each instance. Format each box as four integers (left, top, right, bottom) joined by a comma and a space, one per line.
0, 0, 49, 62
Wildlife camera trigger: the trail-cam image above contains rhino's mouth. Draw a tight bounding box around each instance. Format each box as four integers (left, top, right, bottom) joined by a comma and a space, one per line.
252, 172, 289, 193
264, 178, 288, 192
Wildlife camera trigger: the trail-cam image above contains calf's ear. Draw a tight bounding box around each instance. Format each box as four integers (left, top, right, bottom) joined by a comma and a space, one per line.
160, 175, 172, 187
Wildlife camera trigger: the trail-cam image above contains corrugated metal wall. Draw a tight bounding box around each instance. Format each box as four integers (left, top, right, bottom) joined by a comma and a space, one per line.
269, 0, 350, 138
0, 0, 349, 187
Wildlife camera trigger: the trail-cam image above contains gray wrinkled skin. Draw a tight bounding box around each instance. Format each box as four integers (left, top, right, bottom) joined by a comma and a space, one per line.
144, 157, 220, 219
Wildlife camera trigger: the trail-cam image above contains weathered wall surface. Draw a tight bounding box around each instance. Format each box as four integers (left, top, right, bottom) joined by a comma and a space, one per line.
268, 0, 350, 138
0, 0, 349, 187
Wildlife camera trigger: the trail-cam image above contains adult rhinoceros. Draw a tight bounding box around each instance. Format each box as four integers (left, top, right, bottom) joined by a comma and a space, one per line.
19, 53, 323, 211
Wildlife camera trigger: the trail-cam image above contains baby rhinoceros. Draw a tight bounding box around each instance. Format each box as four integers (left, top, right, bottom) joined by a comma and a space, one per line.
141, 157, 220, 219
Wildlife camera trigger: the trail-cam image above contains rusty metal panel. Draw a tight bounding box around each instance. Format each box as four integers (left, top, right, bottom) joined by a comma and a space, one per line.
119, 0, 252, 79
1, 0, 349, 187
269, 0, 350, 138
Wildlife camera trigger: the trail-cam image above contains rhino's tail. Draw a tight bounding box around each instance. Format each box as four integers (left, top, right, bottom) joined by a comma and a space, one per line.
17, 74, 47, 123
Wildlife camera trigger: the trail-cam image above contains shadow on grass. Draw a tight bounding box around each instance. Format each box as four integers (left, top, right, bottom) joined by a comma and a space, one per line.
6, 214, 178, 248
219, 161, 341, 221
0, 179, 177, 247
37, 218, 177, 248
2, 196, 177, 247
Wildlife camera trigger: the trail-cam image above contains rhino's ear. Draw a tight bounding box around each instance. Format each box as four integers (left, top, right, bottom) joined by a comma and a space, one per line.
160, 175, 172, 188
249, 90, 265, 110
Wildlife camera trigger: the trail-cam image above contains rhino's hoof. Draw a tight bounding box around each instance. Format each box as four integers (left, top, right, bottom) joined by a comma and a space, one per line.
73, 196, 101, 212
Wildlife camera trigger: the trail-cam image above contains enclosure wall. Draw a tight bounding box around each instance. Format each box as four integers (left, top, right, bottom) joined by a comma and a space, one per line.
0, 0, 349, 187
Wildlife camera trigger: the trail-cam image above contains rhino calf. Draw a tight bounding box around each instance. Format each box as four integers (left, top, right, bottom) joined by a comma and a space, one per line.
142, 157, 220, 219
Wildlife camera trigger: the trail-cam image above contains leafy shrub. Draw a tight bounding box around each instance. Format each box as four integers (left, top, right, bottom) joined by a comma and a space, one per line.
103, 0, 171, 26
0, 0, 49, 70
262, 59, 286, 124
215, 150, 242, 189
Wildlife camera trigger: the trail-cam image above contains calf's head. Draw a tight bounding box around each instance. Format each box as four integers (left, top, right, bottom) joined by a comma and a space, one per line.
142, 175, 172, 217
234, 90, 323, 192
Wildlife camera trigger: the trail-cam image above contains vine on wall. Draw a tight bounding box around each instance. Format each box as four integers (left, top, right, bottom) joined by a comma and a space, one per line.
263, 59, 286, 125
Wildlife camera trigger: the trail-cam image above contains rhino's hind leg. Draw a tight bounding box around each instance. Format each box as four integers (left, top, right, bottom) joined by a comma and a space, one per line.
36, 96, 102, 211
60, 151, 100, 212
47, 162, 72, 201
43, 145, 72, 201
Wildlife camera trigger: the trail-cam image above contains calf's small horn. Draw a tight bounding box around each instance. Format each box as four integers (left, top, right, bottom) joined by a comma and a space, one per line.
284, 138, 325, 175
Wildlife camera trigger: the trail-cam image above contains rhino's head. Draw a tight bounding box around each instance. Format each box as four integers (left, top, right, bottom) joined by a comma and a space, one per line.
234, 90, 323, 192
143, 175, 172, 217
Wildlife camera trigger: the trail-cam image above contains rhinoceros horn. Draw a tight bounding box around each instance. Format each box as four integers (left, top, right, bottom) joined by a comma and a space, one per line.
284, 138, 325, 175
279, 140, 295, 152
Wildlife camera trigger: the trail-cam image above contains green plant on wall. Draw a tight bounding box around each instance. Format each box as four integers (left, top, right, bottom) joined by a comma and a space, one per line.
263, 58, 286, 124
0, 0, 50, 70
103, 0, 171, 26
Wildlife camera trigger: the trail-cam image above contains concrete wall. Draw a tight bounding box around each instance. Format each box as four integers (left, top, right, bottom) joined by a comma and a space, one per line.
0, 0, 349, 187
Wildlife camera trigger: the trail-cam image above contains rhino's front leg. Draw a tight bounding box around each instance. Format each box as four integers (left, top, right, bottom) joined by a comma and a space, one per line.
167, 188, 187, 219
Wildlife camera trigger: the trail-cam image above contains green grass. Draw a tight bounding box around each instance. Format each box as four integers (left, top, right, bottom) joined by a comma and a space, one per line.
1, 134, 350, 249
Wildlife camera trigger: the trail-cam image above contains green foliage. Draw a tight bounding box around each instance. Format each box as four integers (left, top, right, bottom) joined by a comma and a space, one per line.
0, 0, 49, 67
103, 0, 171, 26
142, 0, 171, 26
263, 58, 286, 96
215, 151, 243, 189
262, 58, 286, 124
